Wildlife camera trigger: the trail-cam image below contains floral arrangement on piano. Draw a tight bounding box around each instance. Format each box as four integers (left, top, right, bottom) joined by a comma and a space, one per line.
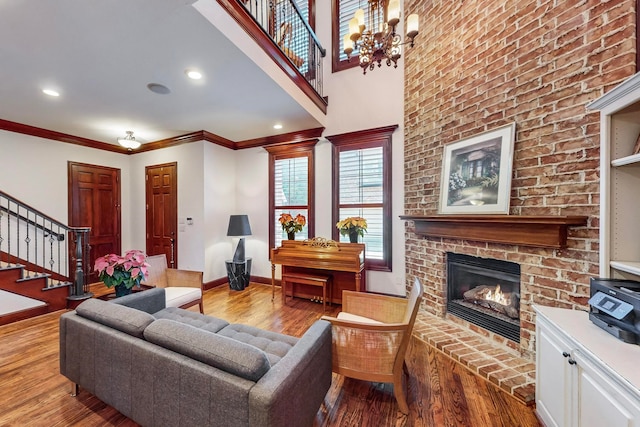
336, 217, 368, 243
279, 213, 306, 240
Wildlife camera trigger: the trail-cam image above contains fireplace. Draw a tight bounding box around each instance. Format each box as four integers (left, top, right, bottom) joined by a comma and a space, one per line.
446, 253, 521, 342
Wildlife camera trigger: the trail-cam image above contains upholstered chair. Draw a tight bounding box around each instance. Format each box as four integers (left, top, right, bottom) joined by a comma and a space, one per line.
143, 254, 204, 313
321, 278, 423, 414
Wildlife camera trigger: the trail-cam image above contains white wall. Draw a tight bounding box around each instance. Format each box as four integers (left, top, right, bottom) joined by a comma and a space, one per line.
223, 1, 408, 295
129, 141, 207, 273
0, 130, 132, 245
313, 1, 407, 295
203, 142, 238, 282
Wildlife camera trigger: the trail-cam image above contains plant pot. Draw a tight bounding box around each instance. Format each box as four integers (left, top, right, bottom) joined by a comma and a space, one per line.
349, 230, 359, 243
287, 231, 296, 240
114, 284, 132, 298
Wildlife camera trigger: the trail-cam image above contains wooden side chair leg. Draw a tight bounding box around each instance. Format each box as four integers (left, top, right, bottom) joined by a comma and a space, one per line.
198, 300, 204, 314
393, 370, 409, 414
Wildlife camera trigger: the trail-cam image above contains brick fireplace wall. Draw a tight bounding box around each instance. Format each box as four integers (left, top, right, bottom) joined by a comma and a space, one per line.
403, 0, 636, 356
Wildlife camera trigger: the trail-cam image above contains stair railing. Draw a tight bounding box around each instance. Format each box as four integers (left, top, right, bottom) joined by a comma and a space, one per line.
239, 0, 325, 97
0, 190, 92, 299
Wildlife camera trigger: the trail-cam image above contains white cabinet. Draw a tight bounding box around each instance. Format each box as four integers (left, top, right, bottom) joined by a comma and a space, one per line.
536, 316, 574, 427
588, 73, 640, 280
535, 305, 640, 427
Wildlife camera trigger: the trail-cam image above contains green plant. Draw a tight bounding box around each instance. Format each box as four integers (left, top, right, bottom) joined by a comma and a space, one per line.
94, 250, 149, 289
279, 213, 306, 234
336, 217, 368, 238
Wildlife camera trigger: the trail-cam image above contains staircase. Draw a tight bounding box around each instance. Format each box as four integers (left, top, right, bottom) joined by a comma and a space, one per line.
0, 261, 72, 325
0, 190, 92, 325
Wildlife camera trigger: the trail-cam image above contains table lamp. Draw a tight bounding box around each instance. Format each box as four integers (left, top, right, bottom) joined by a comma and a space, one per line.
227, 215, 252, 262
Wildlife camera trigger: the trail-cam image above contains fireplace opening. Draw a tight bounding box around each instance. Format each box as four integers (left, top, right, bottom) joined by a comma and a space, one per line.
446, 253, 521, 342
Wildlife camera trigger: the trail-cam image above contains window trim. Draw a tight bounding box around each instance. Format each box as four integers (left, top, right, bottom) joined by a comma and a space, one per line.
266, 140, 317, 253
331, 0, 360, 73
327, 125, 397, 271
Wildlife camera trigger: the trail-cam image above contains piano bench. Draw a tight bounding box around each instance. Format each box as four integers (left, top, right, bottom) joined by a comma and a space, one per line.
282, 272, 332, 312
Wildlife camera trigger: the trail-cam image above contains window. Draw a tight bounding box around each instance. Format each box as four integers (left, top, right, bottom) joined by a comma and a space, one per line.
331, 0, 361, 72
327, 125, 397, 271
266, 141, 316, 251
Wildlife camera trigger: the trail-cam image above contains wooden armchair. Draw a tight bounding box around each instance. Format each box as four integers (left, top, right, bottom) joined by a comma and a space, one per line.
143, 254, 204, 313
321, 278, 423, 414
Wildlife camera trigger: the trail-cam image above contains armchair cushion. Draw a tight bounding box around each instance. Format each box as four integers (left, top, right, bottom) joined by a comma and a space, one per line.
336, 312, 384, 325
144, 319, 271, 382
164, 286, 202, 309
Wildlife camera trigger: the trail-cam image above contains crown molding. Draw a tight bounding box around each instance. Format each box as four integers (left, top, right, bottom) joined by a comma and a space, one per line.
0, 118, 325, 154
236, 127, 324, 149
0, 118, 129, 153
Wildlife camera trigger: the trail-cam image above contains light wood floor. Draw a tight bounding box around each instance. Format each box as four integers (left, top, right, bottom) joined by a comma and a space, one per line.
0, 283, 541, 426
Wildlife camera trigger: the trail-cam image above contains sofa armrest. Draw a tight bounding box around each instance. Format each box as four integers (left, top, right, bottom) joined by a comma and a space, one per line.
248, 320, 332, 427
166, 269, 203, 289
111, 287, 166, 313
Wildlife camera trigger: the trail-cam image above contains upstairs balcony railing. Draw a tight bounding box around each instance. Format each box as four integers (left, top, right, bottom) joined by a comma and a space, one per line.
221, 0, 326, 112
0, 190, 91, 300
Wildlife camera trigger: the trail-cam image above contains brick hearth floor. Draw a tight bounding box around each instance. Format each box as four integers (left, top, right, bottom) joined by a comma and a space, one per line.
413, 311, 536, 405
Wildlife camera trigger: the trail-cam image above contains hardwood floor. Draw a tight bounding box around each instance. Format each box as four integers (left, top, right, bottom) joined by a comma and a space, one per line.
0, 283, 541, 426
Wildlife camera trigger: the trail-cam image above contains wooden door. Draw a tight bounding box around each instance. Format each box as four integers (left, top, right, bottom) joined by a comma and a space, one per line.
145, 163, 177, 268
68, 162, 121, 284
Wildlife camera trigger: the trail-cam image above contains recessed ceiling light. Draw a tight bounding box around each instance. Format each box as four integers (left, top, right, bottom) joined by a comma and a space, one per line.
185, 69, 202, 80
273, 124, 283, 130
42, 89, 60, 97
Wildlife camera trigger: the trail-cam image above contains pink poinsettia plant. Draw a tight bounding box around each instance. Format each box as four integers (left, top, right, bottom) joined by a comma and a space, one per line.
94, 250, 149, 289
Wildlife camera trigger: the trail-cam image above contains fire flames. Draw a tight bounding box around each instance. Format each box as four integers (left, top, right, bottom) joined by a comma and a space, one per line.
484, 285, 510, 306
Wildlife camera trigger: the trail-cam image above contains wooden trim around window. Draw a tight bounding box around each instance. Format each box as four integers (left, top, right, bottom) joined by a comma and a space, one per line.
326, 125, 397, 271
331, 0, 360, 73
266, 140, 318, 254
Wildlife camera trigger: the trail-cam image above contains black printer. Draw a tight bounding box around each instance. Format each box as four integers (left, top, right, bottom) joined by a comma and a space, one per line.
588, 278, 640, 344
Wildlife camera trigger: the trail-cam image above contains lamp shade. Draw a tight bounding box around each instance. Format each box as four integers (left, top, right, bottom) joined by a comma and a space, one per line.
227, 215, 252, 237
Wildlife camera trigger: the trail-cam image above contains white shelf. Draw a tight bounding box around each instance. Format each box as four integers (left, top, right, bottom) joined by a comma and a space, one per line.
610, 261, 640, 276
612, 153, 640, 167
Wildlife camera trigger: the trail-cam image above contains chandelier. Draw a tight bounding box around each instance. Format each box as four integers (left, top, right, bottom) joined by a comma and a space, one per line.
344, 0, 419, 74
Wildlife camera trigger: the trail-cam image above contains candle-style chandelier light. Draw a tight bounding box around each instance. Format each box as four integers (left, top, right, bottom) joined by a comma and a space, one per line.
343, 0, 419, 74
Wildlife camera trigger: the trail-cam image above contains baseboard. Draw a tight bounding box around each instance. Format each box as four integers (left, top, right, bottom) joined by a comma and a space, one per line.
203, 275, 274, 291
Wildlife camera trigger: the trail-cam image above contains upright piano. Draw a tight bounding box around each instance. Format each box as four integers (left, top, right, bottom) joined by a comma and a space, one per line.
270, 238, 365, 305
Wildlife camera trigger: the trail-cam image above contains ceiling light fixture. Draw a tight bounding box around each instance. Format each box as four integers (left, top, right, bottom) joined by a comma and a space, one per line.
273, 124, 283, 130
117, 131, 142, 150
344, 0, 419, 74
185, 69, 202, 80
42, 89, 60, 97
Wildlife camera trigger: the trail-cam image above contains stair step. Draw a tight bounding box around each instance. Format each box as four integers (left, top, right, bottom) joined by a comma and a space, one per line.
16, 273, 51, 283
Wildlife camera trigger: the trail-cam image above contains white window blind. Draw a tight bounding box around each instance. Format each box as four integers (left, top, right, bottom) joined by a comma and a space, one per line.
338, 147, 384, 260
274, 156, 309, 246
337, 0, 363, 62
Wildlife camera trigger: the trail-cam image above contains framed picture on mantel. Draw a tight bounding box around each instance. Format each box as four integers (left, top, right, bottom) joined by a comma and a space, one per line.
439, 123, 516, 214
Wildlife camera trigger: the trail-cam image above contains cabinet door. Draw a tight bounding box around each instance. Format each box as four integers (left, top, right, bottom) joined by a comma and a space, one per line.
536, 319, 574, 427
574, 351, 640, 427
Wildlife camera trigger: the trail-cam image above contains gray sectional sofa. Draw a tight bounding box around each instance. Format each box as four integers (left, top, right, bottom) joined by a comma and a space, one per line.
59, 288, 332, 427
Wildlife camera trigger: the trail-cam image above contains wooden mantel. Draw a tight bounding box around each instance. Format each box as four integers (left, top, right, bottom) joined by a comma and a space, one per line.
399, 215, 588, 249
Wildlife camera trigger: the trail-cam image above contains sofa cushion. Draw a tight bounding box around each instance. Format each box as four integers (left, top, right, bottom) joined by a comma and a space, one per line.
144, 319, 271, 382
75, 298, 155, 338
217, 324, 298, 366
153, 307, 229, 333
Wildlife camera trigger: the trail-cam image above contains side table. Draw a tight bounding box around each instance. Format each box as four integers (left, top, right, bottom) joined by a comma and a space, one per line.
226, 258, 252, 291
